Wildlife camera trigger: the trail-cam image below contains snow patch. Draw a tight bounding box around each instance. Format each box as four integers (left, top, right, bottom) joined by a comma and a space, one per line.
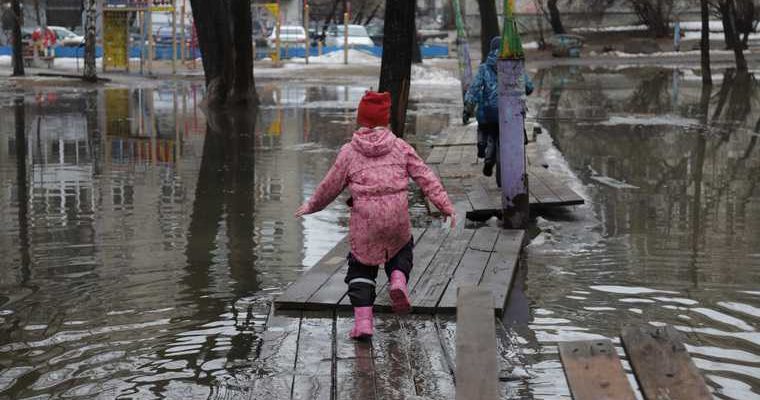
599, 115, 700, 127
411, 64, 460, 86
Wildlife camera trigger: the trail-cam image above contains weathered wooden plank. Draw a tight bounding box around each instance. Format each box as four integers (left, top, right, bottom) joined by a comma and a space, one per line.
530, 167, 584, 206
427, 146, 447, 164
621, 325, 712, 400
558, 340, 637, 400
276, 237, 351, 310
291, 312, 335, 400
372, 315, 417, 399
456, 287, 498, 400
526, 170, 562, 205
443, 145, 465, 165
477, 230, 525, 316
401, 316, 457, 398
411, 229, 476, 313
335, 313, 376, 400
249, 311, 301, 398
375, 228, 449, 311
437, 227, 500, 310
307, 262, 349, 310
338, 228, 427, 310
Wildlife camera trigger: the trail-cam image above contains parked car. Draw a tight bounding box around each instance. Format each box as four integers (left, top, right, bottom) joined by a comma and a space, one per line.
268, 25, 307, 48
325, 24, 374, 47
48, 26, 84, 47
547, 34, 584, 58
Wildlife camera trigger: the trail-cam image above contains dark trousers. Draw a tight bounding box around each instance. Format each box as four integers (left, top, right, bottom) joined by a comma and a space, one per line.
477, 123, 529, 165
477, 123, 500, 167
344, 238, 414, 307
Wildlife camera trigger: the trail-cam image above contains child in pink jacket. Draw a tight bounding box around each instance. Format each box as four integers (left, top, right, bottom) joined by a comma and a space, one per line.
295, 91, 456, 339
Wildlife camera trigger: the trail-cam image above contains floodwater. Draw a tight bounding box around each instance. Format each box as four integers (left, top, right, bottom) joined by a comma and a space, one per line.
0, 65, 757, 399
510, 67, 760, 399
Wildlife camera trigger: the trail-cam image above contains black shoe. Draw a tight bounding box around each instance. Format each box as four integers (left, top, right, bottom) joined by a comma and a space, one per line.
477, 144, 486, 158
483, 162, 494, 177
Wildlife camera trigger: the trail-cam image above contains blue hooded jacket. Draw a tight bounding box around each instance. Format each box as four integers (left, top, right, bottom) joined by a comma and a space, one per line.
464, 37, 534, 124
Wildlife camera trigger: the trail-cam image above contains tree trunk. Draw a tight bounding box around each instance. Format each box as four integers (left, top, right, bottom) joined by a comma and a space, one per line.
726, 0, 748, 73
11, 0, 24, 76
700, 0, 712, 85
477, 0, 500, 60
547, 0, 565, 34
190, 0, 258, 107
412, 29, 422, 64
230, 0, 256, 104
379, 0, 415, 137
83, 0, 98, 82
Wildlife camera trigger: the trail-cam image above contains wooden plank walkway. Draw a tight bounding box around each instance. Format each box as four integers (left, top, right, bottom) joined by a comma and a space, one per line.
424, 123, 585, 221
275, 226, 524, 316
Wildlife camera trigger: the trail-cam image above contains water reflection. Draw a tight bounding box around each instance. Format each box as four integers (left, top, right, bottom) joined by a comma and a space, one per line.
519, 67, 760, 399
0, 80, 450, 398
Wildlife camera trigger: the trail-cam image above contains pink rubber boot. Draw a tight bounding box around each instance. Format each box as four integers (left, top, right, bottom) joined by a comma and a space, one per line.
350, 306, 374, 340
389, 270, 412, 314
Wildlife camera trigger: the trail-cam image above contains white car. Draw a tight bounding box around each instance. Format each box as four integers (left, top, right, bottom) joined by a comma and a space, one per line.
268, 25, 307, 48
326, 24, 374, 47
48, 26, 84, 47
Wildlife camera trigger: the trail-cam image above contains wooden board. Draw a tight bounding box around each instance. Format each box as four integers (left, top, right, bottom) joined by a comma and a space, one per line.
374, 227, 449, 311
372, 316, 417, 399
291, 312, 335, 400
455, 287, 498, 400
437, 227, 500, 309
276, 238, 351, 310
335, 314, 376, 400
401, 316, 457, 398
621, 325, 712, 400
411, 229, 476, 313
249, 312, 301, 398
558, 340, 637, 400
478, 230, 525, 316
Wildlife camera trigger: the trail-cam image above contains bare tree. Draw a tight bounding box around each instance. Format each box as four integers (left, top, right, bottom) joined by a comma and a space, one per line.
190, 0, 258, 107
10, 0, 24, 76
478, 0, 500, 58
83, 0, 97, 81
627, 0, 674, 37
378, 0, 415, 136
712, 0, 749, 72
701, 0, 712, 85
547, 0, 565, 33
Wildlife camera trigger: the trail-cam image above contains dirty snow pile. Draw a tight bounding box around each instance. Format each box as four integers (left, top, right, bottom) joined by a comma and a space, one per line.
287, 49, 380, 66
410, 64, 460, 86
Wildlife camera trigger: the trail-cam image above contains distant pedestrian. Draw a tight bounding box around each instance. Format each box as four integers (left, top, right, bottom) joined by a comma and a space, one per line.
463, 36, 533, 177
295, 91, 455, 340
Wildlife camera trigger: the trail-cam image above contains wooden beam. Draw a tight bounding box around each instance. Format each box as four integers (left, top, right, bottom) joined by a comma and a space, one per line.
621, 325, 712, 400
455, 287, 497, 400
558, 340, 636, 400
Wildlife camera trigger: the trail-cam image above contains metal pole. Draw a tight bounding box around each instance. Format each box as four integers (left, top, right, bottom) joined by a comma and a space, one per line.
304, 2, 309, 64
126, 12, 131, 73
172, 1, 177, 74
343, 11, 349, 64
274, 1, 281, 63
180, 0, 186, 61
139, 11, 144, 75
497, 0, 528, 229
147, 10, 153, 75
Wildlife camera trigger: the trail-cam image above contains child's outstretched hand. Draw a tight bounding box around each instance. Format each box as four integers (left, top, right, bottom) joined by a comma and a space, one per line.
294, 204, 309, 218
444, 213, 457, 229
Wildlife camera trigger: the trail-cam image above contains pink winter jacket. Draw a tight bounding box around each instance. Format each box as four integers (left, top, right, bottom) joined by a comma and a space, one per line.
302, 127, 455, 266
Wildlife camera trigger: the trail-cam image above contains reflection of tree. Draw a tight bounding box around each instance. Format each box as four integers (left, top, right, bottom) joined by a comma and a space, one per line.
179, 106, 260, 380
626, 69, 672, 114
14, 97, 30, 286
